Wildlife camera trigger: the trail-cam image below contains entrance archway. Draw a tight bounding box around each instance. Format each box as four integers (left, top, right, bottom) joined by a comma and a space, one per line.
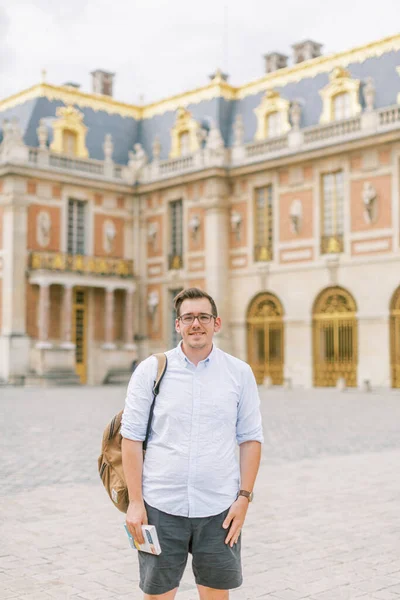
313, 286, 357, 387
247, 292, 284, 385
390, 287, 400, 388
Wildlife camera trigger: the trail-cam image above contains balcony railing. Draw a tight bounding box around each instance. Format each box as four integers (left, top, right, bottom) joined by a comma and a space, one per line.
29, 252, 134, 278
245, 135, 288, 159
378, 105, 400, 127
320, 234, 344, 255
303, 116, 361, 145
168, 254, 184, 270
254, 245, 273, 262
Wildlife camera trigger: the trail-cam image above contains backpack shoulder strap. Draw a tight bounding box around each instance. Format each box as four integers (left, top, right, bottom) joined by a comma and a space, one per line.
152, 353, 168, 396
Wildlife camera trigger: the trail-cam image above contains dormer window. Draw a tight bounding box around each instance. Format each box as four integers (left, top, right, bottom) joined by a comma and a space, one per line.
63, 129, 78, 156
254, 89, 290, 141
319, 67, 361, 124
333, 92, 351, 121
179, 131, 190, 156
266, 112, 282, 138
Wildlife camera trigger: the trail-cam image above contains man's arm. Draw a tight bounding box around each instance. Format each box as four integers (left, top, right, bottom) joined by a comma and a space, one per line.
122, 438, 148, 545
223, 440, 261, 547
223, 364, 264, 547
120, 357, 157, 546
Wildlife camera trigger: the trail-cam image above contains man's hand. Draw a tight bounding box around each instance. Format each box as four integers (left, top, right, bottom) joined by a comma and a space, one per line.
126, 500, 148, 545
222, 496, 249, 547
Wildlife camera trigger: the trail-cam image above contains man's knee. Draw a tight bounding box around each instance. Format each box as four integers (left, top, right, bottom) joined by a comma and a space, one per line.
197, 584, 229, 600
144, 588, 178, 600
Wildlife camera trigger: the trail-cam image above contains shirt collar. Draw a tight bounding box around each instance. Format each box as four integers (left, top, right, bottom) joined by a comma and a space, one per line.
176, 340, 216, 366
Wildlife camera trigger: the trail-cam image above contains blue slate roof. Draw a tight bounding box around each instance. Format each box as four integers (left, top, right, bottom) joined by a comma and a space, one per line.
1, 45, 400, 164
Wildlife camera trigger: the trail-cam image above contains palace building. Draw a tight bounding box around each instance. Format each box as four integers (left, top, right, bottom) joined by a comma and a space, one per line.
1, 34, 400, 388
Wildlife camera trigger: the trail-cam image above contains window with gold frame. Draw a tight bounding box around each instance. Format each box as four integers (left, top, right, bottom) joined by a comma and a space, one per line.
266, 111, 282, 138
332, 92, 351, 121
169, 199, 183, 270
254, 186, 273, 262
179, 131, 190, 156
321, 171, 344, 254
63, 129, 78, 156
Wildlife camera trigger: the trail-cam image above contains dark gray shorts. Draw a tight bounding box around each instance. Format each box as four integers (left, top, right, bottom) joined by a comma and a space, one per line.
138, 502, 242, 595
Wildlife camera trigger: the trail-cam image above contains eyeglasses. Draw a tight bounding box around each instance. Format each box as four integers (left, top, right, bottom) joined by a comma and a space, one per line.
178, 313, 216, 325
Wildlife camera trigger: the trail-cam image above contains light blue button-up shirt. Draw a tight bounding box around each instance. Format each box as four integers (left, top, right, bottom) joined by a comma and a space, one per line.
121, 342, 264, 518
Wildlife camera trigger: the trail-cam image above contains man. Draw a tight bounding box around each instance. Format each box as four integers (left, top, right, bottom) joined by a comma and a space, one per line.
121, 288, 263, 599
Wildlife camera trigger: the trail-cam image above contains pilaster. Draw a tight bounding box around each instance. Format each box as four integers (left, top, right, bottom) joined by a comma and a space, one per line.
0, 179, 30, 381
204, 178, 231, 351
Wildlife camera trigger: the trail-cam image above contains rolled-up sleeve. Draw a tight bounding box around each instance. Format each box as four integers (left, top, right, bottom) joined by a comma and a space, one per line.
121, 356, 157, 441
236, 365, 264, 445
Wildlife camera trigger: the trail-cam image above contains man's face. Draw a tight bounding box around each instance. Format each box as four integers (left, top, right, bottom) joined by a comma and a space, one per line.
175, 298, 221, 350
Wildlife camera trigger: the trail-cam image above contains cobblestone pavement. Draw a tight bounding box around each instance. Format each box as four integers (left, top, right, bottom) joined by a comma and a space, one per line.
1, 385, 400, 599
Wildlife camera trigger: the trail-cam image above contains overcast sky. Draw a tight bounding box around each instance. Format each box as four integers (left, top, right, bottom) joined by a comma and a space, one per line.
1, 1, 399, 105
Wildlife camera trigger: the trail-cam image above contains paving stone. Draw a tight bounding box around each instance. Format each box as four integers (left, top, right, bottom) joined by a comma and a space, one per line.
1, 386, 400, 599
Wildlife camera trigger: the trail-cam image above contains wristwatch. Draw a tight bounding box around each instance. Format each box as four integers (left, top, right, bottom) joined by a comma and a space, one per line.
238, 489, 254, 502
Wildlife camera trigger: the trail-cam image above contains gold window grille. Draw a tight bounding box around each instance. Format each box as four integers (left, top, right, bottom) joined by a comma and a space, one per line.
169, 199, 183, 270
247, 292, 284, 385
313, 286, 357, 387
390, 287, 400, 388
254, 186, 273, 262
321, 171, 344, 254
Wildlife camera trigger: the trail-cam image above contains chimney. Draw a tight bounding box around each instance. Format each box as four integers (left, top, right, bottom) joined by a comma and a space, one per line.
292, 40, 323, 64
91, 69, 115, 97
264, 52, 288, 73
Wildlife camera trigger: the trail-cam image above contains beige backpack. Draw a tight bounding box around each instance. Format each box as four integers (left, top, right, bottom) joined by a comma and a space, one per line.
98, 353, 168, 513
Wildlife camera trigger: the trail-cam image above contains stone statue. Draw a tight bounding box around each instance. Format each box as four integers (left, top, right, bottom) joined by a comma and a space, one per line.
103, 220, 116, 254
204, 120, 225, 166
103, 133, 114, 162
123, 143, 148, 184
37, 119, 48, 149
37, 211, 51, 247
362, 181, 377, 223
290, 101, 302, 130
233, 114, 244, 146
0, 117, 28, 162
364, 77, 375, 112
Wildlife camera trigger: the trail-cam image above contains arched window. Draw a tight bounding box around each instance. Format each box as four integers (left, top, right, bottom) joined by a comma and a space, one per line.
313, 286, 357, 387
247, 292, 284, 384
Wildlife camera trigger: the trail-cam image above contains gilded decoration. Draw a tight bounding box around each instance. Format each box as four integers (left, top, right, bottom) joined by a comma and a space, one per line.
169, 108, 200, 158
29, 251, 134, 278
319, 67, 361, 124
390, 287, 400, 388
247, 292, 284, 385
312, 286, 357, 387
50, 105, 89, 158
254, 89, 290, 140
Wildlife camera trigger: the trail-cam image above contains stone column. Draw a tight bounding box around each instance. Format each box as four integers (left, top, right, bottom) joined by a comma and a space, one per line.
124, 287, 136, 350
36, 282, 52, 349
61, 284, 74, 348
0, 185, 31, 382
102, 286, 116, 349
204, 178, 231, 352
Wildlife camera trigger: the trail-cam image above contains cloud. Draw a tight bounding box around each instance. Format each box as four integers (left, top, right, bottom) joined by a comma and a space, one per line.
0, 0, 399, 103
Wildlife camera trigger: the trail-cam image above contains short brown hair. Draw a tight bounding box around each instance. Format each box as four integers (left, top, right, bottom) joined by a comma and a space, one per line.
173, 288, 218, 318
